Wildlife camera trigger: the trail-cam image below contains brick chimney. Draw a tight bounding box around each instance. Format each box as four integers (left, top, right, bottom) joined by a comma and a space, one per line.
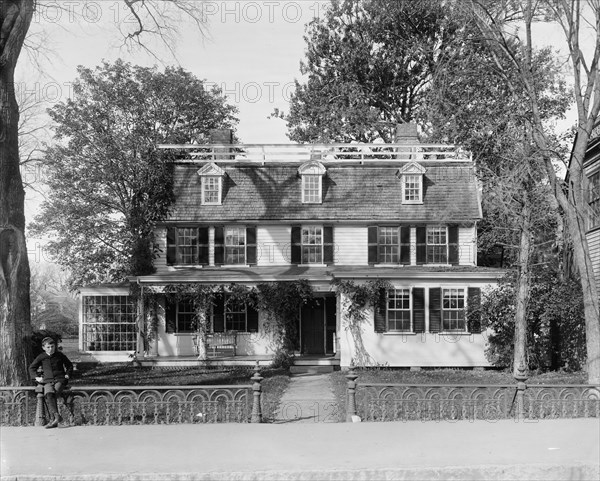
394, 123, 419, 144
210, 128, 233, 160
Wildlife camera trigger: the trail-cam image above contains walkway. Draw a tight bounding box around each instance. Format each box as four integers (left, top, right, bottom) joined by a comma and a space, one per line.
2, 419, 598, 480
274, 373, 338, 423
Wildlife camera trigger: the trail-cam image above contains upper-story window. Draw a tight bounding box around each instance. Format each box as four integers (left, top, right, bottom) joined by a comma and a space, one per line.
198, 162, 226, 206
589, 171, 600, 230
368, 226, 410, 264
291, 225, 334, 265
225, 226, 246, 265
427, 226, 448, 263
302, 226, 323, 263
177, 227, 200, 265
397, 161, 426, 204
298, 160, 327, 204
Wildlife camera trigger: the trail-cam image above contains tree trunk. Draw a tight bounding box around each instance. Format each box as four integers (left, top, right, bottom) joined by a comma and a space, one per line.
513, 200, 531, 379
0, 0, 35, 386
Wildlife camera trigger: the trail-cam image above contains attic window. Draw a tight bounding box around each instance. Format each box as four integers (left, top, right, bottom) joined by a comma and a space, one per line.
298, 160, 326, 204
397, 161, 426, 204
197, 162, 226, 206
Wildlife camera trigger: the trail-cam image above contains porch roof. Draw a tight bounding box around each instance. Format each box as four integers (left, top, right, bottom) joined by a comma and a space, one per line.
133, 265, 504, 285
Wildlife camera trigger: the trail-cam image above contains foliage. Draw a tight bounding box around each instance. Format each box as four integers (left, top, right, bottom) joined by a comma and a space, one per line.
255, 280, 314, 355
29, 60, 238, 288
333, 279, 392, 367
276, 0, 468, 142
482, 267, 586, 372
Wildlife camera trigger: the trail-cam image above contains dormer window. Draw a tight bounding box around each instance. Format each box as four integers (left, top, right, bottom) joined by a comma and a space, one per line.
397, 161, 426, 204
198, 162, 226, 206
298, 160, 326, 204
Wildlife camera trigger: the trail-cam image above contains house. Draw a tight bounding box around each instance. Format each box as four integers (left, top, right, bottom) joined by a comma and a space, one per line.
78, 126, 503, 368
584, 123, 600, 290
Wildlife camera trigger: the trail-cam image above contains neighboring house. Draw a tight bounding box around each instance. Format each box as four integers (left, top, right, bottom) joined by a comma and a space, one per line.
584, 124, 600, 290
79, 126, 503, 368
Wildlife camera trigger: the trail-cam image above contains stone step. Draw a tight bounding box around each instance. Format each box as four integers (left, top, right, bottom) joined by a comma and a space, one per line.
289, 365, 334, 374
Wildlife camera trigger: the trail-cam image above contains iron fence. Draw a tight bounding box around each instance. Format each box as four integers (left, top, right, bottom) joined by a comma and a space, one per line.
0, 383, 262, 426
350, 380, 600, 422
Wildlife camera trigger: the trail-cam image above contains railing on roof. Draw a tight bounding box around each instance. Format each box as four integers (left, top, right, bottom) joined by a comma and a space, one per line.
157, 143, 472, 163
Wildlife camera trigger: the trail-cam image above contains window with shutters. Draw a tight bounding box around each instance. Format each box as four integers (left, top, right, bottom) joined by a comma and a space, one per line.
588, 171, 600, 230
427, 226, 448, 263
201, 176, 222, 205
442, 288, 466, 332
176, 298, 195, 333
225, 226, 246, 264
177, 228, 199, 265
302, 226, 323, 263
387, 289, 411, 331
369, 226, 410, 265
225, 297, 247, 331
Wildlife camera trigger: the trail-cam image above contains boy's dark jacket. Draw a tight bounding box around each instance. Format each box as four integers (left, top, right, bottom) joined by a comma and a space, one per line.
28, 352, 73, 382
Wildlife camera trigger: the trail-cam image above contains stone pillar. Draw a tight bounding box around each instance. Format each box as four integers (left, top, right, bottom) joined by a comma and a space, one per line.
514, 361, 528, 421
346, 365, 358, 422
250, 362, 263, 423
35, 387, 46, 426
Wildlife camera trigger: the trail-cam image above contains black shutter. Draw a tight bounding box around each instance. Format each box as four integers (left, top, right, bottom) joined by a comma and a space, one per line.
247, 305, 259, 332
214, 226, 224, 265
413, 287, 425, 333
467, 287, 482, 334
167, 227, 176, 266
246, 226, 257, 265
429, 287, 442, 333
368, 226, 378, 264
212, 294, 225, 333
198, 227, 209, 265
374, 288, 387, 333
400, 226, 411, 264
165, 297, 176, 333
323, 226, 334, 264
416, 226, 426, 265
291, 225, 301, 264
448, 225, 459, 265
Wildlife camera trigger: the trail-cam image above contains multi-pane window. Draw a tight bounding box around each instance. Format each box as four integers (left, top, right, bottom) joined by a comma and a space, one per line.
442, 288, 466, 332
225, 227, 246, 264
176, 298, 195, 333
378, 227, 399, 263
589, 172, 600, 229
202, 176, 221, 205
177, 228, 198, 265
302, 175, 322, 203
225, 298, 247, 331
427, 226, 448, 263
403, 174, 422, 202
302, 226, 323, 263
82, 296, 136, 351
388, 289, 411, 331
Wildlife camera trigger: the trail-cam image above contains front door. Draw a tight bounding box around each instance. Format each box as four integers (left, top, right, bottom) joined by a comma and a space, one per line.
301, 299, 325, 355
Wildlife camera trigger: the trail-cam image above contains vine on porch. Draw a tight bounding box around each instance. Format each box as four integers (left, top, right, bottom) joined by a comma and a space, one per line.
333, 278, 392, 367
129, 283, 159, 357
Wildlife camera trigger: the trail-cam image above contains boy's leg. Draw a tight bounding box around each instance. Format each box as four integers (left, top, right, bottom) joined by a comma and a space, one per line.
43, 383, 60, 428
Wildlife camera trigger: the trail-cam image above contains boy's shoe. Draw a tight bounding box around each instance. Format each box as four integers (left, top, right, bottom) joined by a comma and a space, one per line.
44, 414, 60, 429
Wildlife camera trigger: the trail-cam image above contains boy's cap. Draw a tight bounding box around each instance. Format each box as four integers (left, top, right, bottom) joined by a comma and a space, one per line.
41, 337, 55, 345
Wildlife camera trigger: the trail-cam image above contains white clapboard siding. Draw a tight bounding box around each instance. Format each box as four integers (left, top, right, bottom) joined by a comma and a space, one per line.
334, 226, 369, 265
587, 229, 600, 289
459, 224, 477, 266
257, 226, 292, 266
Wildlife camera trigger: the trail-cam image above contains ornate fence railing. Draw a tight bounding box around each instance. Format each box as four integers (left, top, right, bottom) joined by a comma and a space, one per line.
345, 372, 600, 422
0, 370, 264, 426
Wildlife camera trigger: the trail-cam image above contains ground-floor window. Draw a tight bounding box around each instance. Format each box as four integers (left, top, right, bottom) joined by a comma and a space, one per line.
176, 298, 196, 333
442, 288, 466, 331
225, 297, 248, 331
82, 296, 136, 351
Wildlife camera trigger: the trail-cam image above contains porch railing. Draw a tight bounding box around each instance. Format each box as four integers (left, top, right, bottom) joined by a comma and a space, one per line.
0, 368, 264, 426
345, 369, 600, 422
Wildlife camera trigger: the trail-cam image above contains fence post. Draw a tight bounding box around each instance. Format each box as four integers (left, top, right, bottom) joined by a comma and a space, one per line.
514, 362, 528, 422
35, 386, 46, 427
250, 362, 263, 423
346, 365, 358, 422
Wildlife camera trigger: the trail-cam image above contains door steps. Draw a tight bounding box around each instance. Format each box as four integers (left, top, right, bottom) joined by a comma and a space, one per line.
289, 364, 334, 374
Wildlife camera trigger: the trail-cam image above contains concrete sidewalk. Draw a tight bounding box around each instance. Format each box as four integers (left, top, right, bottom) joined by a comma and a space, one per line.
1, 419, 599, 480
274, 373, 337, 423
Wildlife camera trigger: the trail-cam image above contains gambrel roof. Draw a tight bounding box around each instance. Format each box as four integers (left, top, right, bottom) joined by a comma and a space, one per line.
167, 161, 481, 223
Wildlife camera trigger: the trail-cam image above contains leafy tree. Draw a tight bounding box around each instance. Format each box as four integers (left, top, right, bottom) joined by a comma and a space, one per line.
466, 0, 600, 383
29, 60, 238, 287
1, 0, 206, 385
482, 267, 586, 372
277, 0, 465, 142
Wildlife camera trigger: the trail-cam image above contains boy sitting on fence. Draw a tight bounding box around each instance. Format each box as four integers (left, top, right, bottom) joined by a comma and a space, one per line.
29, 337, 73, 429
